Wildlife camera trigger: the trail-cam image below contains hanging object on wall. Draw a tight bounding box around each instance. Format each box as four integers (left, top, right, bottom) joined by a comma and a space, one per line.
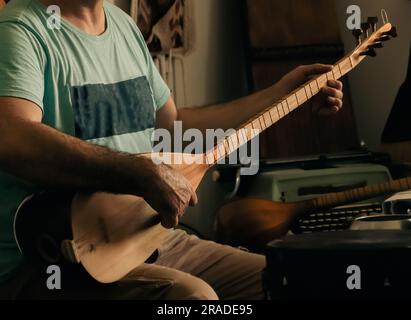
129, 0, 193, 107
130, 0, 192, 54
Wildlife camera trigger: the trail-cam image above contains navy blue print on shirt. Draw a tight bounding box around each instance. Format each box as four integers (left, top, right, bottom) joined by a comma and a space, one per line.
70, 76, 155, 140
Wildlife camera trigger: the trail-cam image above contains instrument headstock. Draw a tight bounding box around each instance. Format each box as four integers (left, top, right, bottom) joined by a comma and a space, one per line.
350, 13, 397, 67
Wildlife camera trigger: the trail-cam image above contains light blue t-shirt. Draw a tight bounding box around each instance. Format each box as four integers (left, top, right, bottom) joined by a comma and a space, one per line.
0, 0, 170, 282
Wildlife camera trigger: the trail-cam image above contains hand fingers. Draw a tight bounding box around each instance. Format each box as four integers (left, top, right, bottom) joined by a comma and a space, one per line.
326, 96, 343, 110
321, 86, 344, 100
302, 64, 333, 77
318, 106, 340, 116
189, 188, 198, 206
327, 79, 343, 91
160, 212, 179, 229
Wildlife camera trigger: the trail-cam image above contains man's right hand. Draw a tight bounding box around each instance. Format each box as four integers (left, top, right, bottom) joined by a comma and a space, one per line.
142, 161, 198, 229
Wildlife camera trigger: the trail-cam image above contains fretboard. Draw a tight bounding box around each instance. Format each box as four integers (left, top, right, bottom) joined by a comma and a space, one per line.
204, 55, 357, 166
312, 176, 411, 211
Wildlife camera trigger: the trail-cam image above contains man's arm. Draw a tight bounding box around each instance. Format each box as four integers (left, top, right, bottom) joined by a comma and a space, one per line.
156, 64, 344, 133
0, 97, 196, 228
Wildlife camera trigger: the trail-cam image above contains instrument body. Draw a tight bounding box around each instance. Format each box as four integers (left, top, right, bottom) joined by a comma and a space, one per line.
14, 154, 209, 284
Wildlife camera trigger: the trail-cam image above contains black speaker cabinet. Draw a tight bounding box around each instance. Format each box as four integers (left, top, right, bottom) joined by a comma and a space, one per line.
265, 230, 411, 299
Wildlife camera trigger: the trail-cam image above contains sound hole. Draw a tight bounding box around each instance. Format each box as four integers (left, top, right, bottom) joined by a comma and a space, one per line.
37, 234, 61, 264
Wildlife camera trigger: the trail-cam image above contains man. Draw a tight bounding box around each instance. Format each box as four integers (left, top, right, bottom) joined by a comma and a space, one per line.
0, 0, 343, 300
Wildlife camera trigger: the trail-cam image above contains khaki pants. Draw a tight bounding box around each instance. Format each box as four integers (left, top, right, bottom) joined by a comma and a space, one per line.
1, 230, 265, 300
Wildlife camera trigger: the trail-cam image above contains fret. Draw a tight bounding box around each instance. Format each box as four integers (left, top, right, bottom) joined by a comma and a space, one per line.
267, 108, 275, 122
226, 135, 235, 153
280, 100, 287, 114
312, 198, 320, 210
313, 79, 320, 93
373, 183, 379, 195
238, 128, 247, 145
268, 109, 275, 121
296, 89, 308, 104
234, 132, 241, 148
357, 187, 364, 200
206, 151, 215, 165
287, 95, 297, 111
332, 68, 339, 79
378, 182, 385, 194
340, 59, 352, 76
327, 71, 334, 81
278, 103, 285, 117
323, 195, 330, 208
329, 193, 337, 207
338, 192, 347, 203
304, 85, 311, 99
308, 83, 314, 97
275, 105, 281, 119
264, 112, 272, 127
382, 182, 390, 194
351, 187, 358, 201
406, 178, 411, 189
245, 127, 254, 141
317, 75, 327, 88
258, 117, 266, 130
223, 138, 231, 154
257, 115, 268, 131
244, 124, 254, 139
389, 181, 397, 193
283, 100, 289, 114
341, 60, 351, 75
349, 56, 354, 69
217, 143, 226, 159
270, 109, 279, 122
213, 146, 220, 161
251, 119, 261, 132
337, 63, 343, 77
334, 192, 342, 204
326, 195, 334, 208
350, 190, 355, 202
350, 188, 358, 200
318, 196, 324, 209
356, 187, 363, 200
309, 81, 317, 95
241, 127, 253, 144
228, 133, 239, 150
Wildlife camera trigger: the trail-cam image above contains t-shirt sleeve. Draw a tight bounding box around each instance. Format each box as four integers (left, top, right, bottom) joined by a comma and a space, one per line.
0, 23, 46, 111
134, 27, 171, 111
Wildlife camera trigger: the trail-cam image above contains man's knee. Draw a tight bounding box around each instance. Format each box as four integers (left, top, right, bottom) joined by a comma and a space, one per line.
167, 274, 218, 300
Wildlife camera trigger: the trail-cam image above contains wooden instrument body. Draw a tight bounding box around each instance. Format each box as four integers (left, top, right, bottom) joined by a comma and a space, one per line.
215, 198, 313, 251
14, 153, 209, 284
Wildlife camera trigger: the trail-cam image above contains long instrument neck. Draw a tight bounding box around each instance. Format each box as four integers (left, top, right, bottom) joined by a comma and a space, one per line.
311, 177, 411, 211
203, 22, 394, 166
204, 55, 359, 166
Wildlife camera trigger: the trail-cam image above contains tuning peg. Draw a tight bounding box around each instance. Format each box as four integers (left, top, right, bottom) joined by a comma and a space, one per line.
371, 42, 384, 49
379, 35, 391, 42
381, 26, 398, 39
352, 29, 363, 45
367, 17, 379, 32
360, 48, 377, 57
361, 22, 371, 37
387, 26, 398, 38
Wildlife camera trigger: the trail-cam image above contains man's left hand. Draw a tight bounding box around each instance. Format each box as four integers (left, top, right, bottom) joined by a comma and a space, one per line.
276, 64, 344, 116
